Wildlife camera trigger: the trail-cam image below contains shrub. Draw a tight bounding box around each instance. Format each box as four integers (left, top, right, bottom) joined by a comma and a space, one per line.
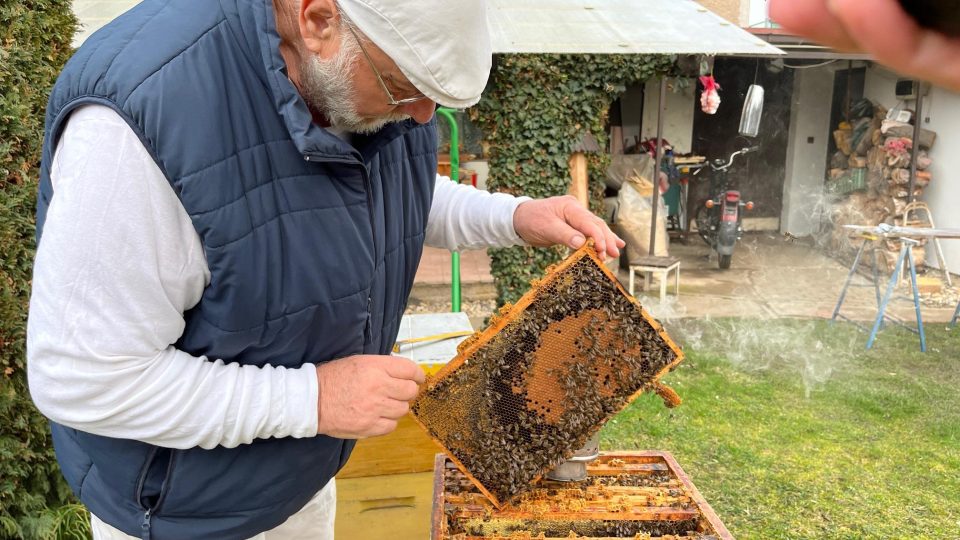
470, 54, 676, 305
0, 1, 78, 538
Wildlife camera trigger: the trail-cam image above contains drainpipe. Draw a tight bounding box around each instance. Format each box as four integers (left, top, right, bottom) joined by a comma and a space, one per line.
437, 107, 461, 312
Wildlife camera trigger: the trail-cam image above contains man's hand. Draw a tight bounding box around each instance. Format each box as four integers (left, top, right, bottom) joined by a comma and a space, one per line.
513, 196, 625, 260
770, 0, 960, 92
315, 355, 425, 439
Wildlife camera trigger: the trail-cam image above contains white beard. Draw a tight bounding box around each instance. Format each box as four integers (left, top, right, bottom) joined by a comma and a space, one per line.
299, 32, 410, 134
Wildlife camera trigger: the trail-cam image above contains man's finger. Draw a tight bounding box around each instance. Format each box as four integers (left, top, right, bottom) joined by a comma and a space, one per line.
829, 0, 960, 91
589, 221, 607, 259
380, 356, 426, 384
600, 222, 620, 258
367, 418, 399, 438
769, 0, 859, 51
379, 398, 410, 419
537, 213, 588, 251
829, 0, 922, 66
384, 377, 420, 401
564, 206, 607, 257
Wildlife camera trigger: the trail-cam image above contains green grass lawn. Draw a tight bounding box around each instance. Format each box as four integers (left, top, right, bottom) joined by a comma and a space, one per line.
602, 319, 960, 540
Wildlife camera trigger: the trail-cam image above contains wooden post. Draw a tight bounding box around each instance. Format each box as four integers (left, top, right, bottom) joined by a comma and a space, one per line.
610, 126, 624, 155
568, 151, 589, 208
908, 81, 925, 204
649, 77, 667, 256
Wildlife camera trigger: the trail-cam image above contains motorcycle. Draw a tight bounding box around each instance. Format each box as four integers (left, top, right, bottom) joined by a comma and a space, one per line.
693, 146, 759, 269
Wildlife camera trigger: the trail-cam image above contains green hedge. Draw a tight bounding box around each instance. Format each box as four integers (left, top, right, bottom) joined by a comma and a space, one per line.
470, 54, 676, 306
0, 1, 82, 538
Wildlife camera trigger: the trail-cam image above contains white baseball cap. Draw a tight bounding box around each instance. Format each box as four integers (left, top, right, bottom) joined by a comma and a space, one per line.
337, 0, 492, 108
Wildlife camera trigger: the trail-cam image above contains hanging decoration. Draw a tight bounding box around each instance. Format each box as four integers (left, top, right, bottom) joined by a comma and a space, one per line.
699, 75, 721, 114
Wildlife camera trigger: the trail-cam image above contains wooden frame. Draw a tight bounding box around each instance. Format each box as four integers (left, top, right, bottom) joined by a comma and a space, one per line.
432, 451, 734, 540
412, 243, 685, 508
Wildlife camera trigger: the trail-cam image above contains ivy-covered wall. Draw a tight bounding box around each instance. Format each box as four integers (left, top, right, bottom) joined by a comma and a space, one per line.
470, 54, 676, 305
0, 2, 86, 538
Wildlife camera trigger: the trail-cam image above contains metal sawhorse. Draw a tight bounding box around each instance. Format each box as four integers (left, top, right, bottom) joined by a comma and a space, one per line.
831, 234, 926, 352
952, 299, 960, 328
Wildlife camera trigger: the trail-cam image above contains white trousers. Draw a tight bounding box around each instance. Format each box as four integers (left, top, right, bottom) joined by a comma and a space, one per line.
91, 479, 336, 540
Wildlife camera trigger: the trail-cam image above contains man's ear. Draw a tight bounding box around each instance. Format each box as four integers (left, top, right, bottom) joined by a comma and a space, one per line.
299, 0, 341, 56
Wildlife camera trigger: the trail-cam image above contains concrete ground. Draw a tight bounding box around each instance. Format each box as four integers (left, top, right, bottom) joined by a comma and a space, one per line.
414, 246, 494, 286
632, 232, 958, 324
410, 233, 959, 328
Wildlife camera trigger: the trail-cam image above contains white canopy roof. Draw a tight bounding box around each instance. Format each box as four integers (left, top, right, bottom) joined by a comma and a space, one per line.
72, 0, 784, 56
488, 0, 784, 56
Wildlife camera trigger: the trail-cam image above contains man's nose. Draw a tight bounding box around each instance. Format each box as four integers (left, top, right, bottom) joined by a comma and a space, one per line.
402, 99, 437, 124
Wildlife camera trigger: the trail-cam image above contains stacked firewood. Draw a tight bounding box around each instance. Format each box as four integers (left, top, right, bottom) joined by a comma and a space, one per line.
826, 100, 937, 271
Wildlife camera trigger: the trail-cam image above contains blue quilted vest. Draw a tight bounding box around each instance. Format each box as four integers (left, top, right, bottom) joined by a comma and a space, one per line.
35, 1, 437, 538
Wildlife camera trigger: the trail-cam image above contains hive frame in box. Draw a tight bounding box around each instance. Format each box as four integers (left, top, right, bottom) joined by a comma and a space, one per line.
431, 451, 734, 540
411, 243, 685, 509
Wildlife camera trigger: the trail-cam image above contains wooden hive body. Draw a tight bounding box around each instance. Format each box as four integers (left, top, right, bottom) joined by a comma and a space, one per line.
432, 451, 733, 539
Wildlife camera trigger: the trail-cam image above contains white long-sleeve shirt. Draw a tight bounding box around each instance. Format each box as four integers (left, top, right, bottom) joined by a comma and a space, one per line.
27, 105, 528, 450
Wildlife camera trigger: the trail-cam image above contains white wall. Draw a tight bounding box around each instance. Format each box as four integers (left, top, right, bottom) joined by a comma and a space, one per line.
865, 66, 960, 273
780, 65, 836, 236
863, 66, 899, 108
919, 88, 960, 273
748, 0, 769, 27
618, 79, 696, 154
641, 79, 696, 154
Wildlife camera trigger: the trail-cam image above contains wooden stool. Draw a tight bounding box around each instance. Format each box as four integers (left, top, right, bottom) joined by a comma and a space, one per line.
628, 256, 680, 302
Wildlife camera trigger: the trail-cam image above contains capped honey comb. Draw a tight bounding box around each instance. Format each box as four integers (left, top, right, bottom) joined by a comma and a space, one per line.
411, 244, 684, 508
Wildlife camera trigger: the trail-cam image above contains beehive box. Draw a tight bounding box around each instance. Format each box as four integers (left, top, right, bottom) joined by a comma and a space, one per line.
411, 244, 684, 508
432, 452, 732, 540
336, 313, 473, 540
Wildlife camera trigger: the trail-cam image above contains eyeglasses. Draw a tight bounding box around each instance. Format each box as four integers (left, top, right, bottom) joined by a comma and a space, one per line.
344, 24, 429, 107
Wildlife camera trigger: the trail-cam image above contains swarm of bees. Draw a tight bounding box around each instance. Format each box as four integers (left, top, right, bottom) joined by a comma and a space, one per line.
411, 243, 685, 508
435, 453, 725, 539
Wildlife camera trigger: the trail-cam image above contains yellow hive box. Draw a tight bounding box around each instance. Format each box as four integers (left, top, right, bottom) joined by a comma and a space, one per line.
335, 313, 473, 539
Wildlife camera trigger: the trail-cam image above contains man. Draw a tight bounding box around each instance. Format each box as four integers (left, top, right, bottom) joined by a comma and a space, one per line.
27, 0, 623, 538
770, 0, 960, 92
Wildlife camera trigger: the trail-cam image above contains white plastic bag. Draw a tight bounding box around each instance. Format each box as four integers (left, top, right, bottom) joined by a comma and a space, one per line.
615, 179, 669, 261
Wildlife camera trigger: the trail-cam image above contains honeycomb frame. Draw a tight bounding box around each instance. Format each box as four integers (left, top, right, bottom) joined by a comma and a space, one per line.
431, 451, 733, 540
411, 244, 685, 508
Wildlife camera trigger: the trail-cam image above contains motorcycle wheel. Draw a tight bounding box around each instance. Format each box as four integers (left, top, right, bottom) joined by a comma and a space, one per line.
719, 254, 732, 269
694, 203, 712, 245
